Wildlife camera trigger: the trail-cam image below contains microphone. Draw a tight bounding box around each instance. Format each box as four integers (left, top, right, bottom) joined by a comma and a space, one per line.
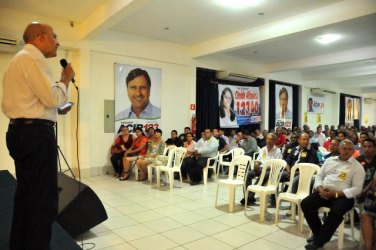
60, 59, 77, 86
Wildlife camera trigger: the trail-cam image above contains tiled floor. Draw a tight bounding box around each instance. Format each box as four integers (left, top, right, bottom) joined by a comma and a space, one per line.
75, 174, 361, 249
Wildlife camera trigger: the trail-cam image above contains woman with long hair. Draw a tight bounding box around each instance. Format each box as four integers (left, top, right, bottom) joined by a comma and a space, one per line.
219, 87, 238, 127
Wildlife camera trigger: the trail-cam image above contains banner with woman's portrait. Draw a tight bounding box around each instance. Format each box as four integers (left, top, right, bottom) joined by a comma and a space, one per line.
115, 64, 161, 134
307, 95, 325, 113
275, 84, 293, 129
218, 84, 261, 128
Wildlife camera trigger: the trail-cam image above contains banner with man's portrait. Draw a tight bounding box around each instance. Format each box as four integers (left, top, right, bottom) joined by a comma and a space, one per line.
345, 97, 354, 124
115, 64, 161, 134
275, 84, 293, 129
353, 97, 360, 120
218, 84, 261, 128
307, 95, 325, 113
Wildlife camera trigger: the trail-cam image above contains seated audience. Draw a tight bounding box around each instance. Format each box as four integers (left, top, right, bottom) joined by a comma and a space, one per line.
284, 133, 319, 193
219, 128, 229, 145
257, 129, 268, 148
110, 126, 135, 177
135, 129, 165, 181
362, 176, 376, 250
186, 129, 218, 185
119, 128, 148, 181
275, 127, 286, 149
228, 129, 238, 150
356, 138, 376, 202
179, 127, 193, 142
146, 127, 155, 140
308, 130, 318, 144
282, 132, 299, 159
301, 139, 365, 250
337, 131, 347, 141
323, 129, 337, 150
314, 126, 326, 146
240, 133, 282, 205
213, 128, 228, 153
165, 129, 183, 147
322, 138, 340, 163
180, 132, 196, 180
240, 129, 258, 157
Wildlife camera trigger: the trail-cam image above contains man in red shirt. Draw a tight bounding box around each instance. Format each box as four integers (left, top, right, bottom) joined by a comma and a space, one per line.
323, 129, 337, 150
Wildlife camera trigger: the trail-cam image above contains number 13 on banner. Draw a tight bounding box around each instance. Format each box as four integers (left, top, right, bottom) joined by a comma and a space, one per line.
236, 100, 259, 115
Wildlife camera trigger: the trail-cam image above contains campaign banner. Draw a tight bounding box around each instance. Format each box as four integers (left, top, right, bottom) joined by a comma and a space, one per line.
275, 84, 293, 129
115, 64, 161, 134
354, 97, 360, 120
345, 97, 354, 124
307, 95, 325, 113
218, 84, 261, 128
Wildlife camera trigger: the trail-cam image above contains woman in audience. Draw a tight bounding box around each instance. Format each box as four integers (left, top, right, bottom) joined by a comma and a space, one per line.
119, 127, 148, 181
181, 132, 196, 180
219, 87, 238, 127
135, 129, 165, 181
110, 126, 135, 177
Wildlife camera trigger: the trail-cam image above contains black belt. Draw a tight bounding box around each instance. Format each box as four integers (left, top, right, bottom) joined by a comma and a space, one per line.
9, 118, 55, 127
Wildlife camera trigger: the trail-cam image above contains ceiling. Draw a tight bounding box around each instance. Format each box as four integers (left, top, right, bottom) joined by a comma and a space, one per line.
1, 0, 376, 93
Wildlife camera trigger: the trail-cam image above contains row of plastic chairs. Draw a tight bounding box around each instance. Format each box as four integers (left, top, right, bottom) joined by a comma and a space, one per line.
215, 156, 357, 248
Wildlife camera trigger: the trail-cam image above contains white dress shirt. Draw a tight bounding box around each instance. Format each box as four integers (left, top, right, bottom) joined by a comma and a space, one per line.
256, 145, 282, 165
314, 156, 365, 199
2, 44, 67, 122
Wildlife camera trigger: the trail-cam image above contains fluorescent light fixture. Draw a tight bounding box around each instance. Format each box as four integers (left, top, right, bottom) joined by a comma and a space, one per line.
315, 34, 342, 45
216, 0, 263, 9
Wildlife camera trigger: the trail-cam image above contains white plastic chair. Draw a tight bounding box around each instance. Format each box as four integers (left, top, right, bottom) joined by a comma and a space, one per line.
215, 155, 253, 212
311, 207, 355, 249
245, 159, 287, 221
275, 163, 320, 232
218, 148, 245, 178
156, 147, 187, 190
203, 152, 219, 185
147, 145, 176, 184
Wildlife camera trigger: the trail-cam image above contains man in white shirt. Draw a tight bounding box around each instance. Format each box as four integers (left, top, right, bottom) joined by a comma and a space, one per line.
2, 23, 74, 249
241, 133, 282, 205
187, 129, 219, 185
314, 126, 326, 146
301, 139, 365, 250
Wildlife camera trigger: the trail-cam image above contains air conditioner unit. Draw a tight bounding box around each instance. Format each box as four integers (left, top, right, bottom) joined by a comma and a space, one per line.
364, 98, 375, 104
0, 37, 19, 53
216, 70, 257, 83
311, 88, 336, 95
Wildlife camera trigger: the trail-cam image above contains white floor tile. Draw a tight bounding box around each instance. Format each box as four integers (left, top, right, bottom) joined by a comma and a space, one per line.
129, 234, 178, 250
183, 237, 233, 250
188, 219, 230, 235
127, 209, 165, 223
113, 224, 156, 241
102, 215, 138, 230
238, 238, 290, 250
171, 211, 207, 225
78, 231, 125, 250
263, 230, 307, 249
212, 228, 258, 248
161, 226, 206, 245
143, 217, 184, 233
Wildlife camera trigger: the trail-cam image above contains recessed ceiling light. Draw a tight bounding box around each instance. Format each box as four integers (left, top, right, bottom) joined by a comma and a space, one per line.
315, 34, 342, 45
216, 0, 263, 10
164, 27, 170, 30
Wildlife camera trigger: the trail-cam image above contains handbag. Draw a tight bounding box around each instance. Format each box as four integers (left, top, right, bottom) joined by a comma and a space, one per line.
363, 189, 376, 214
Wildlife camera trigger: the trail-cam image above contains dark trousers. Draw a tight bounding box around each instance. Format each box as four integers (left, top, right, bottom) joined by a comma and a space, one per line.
301, 192, 354, 247
111, 153, 124, 175
6, 123, 58, 250
187, 157, 209, 182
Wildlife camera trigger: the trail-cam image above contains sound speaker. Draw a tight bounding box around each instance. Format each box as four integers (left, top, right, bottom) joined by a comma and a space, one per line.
56, 173, 108, 238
